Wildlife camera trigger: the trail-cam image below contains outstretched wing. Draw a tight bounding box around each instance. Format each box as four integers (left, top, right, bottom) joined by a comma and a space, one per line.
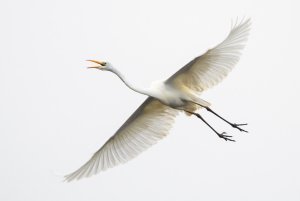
65, 97, 178, 182
166, 18, 251, 92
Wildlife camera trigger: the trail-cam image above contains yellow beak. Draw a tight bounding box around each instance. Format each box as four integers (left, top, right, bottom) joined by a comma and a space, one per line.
86, 60, 106, 69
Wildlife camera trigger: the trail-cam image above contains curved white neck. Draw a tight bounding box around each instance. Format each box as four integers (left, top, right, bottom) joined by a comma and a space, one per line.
109, 67, 156, 97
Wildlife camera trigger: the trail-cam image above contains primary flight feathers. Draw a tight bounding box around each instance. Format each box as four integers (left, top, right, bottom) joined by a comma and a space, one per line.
167, 19, 251, 92
65, 98, 178, 181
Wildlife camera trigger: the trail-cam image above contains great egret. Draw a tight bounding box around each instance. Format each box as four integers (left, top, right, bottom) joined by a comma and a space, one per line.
65, 18, 251, 182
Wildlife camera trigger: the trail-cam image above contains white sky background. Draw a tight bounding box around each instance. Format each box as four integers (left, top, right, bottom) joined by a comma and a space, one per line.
0, 0, 299, 200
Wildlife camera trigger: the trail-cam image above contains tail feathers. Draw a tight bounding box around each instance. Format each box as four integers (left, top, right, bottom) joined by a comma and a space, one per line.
192, 98, 211, 107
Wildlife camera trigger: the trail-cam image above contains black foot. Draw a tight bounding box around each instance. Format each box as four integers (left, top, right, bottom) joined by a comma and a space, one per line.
217, 132, 235, 142
231, 123, 248, 133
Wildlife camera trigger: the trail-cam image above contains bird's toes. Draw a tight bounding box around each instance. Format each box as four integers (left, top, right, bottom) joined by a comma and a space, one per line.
232, 123, 248, 133
218, 132, 235, 142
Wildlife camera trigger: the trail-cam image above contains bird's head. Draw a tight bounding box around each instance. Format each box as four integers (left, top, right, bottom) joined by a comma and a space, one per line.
87, 60, 112, 71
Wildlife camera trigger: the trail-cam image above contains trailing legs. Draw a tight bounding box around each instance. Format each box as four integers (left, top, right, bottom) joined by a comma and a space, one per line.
192, 100, 248, 133
205, 107, 248, 133
185, 110, 235, 142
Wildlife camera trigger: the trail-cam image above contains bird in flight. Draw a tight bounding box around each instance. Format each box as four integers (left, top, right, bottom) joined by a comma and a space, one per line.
65, 18, 251, 182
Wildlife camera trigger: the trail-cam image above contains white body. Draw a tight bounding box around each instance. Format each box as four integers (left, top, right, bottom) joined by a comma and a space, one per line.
150, 81, 187, 107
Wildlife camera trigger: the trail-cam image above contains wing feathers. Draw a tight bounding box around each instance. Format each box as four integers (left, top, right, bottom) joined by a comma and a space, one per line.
65, 98, 178, 182
167, 18, 251, 92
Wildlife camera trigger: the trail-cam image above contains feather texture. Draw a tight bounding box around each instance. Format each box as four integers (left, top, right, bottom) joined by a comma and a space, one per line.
65, 97, 178, 182
166, 18, 251, 92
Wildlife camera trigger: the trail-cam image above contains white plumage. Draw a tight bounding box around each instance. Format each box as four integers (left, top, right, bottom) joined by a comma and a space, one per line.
65, 98, 178, 181
65, 18, 251, 182
167, 19, 251, 92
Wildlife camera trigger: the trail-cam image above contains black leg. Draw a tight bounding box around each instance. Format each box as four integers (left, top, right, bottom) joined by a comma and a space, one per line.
185, 111, 235, 142
205, 107, 248, 133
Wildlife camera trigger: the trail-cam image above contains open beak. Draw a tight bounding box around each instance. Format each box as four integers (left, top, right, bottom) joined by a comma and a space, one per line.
86, 60, 106, 69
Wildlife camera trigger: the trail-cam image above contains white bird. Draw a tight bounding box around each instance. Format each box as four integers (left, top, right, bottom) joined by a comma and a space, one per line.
65, 18, 251, 182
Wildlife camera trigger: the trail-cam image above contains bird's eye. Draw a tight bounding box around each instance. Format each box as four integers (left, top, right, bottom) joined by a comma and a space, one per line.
102, 62, 107, 66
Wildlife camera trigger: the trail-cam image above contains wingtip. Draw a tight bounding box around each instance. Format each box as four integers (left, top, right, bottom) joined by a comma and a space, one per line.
230, 16, 251, 29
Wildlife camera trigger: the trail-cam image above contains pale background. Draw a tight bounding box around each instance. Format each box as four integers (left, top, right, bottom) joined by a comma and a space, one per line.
1, 0, 299, 200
